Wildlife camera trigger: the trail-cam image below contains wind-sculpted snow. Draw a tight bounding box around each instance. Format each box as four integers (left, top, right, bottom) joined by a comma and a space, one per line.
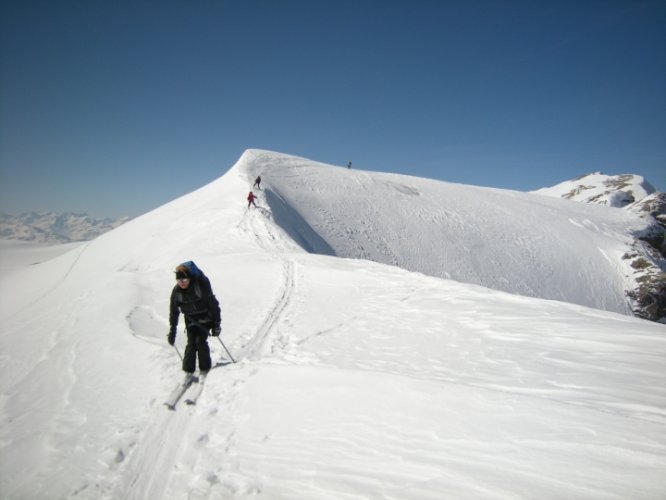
0, 149, 665, 500
239, 149, 648, 315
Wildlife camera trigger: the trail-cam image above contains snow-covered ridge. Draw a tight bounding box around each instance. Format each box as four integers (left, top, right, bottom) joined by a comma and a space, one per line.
237, 150, 660, 319
0, 211, 130, 243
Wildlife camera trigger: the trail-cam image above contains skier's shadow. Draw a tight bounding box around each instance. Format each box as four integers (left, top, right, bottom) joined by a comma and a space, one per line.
256, 206, 273, 218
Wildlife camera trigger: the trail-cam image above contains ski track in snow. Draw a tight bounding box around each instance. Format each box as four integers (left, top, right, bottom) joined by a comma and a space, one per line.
234, 190, 300, 360
238, 258, 296, 361
116, 410, 191, 500
115, 204, 298, 499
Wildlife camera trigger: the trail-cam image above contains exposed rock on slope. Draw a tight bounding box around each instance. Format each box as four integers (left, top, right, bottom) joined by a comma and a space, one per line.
625, 192, 666, 322
534, 172, 656, 207
536, 173, 665, 323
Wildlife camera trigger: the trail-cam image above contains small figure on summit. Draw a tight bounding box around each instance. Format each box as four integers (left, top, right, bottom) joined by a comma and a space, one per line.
247, 191, 257, 208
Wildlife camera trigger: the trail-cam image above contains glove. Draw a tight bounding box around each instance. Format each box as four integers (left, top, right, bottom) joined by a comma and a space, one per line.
211, 324, 221, 337
167, 327, 176, 346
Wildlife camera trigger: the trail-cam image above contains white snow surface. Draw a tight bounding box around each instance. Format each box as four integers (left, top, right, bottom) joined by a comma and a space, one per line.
244, 151, 647, 315
0, 239, 84, 275
1, 149, 665, 499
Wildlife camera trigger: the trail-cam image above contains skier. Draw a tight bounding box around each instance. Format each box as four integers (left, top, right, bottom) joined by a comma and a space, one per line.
168, 263, 221, 376
347, 161, 352, 169
247, 191, 257, 208
253, 175, 262, 190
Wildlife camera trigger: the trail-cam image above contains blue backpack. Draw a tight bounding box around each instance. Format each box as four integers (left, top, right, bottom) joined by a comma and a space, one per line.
180, 260, 206, 279
176, 261, 210, 304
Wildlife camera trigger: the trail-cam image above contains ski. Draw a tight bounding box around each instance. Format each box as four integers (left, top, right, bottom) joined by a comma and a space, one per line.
185, 371, 208, 405
164, 373, 195, 410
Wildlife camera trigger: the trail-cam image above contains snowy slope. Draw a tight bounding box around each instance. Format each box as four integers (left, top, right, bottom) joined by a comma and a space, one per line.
533, 171, 665, 322
1, 150, 665, 500
241, 150, 648, 316
0, 239, 84, 275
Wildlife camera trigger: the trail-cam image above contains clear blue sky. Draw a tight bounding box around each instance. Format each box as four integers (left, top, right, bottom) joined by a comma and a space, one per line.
1, 0, 664, 218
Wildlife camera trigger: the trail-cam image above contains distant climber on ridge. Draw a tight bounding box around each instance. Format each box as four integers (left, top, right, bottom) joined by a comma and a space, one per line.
247, 191, 257, 208
253, 175, 262, 190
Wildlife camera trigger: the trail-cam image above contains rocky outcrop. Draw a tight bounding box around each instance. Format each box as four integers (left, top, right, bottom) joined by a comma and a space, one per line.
624, 193, 666, 322
536, 172, 656, 207
536, 173, 665, 323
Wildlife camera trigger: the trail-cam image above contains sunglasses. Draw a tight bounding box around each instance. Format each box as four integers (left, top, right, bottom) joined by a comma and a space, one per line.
176, 277, 190, 283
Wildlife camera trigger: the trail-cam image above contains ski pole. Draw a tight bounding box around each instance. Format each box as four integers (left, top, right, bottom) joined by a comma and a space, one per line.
174, 345, 183, 362
187, 322, 236, 363
216, 337, 236, 363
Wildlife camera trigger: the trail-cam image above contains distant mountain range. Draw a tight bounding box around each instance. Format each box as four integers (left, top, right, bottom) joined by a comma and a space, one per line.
0, 212, 131, 243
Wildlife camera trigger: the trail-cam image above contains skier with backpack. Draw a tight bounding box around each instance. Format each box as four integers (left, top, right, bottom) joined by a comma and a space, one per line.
168, 261, 221, 376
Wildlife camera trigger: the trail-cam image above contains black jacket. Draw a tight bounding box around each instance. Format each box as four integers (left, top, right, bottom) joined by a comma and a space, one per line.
169, 276, 221, 328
